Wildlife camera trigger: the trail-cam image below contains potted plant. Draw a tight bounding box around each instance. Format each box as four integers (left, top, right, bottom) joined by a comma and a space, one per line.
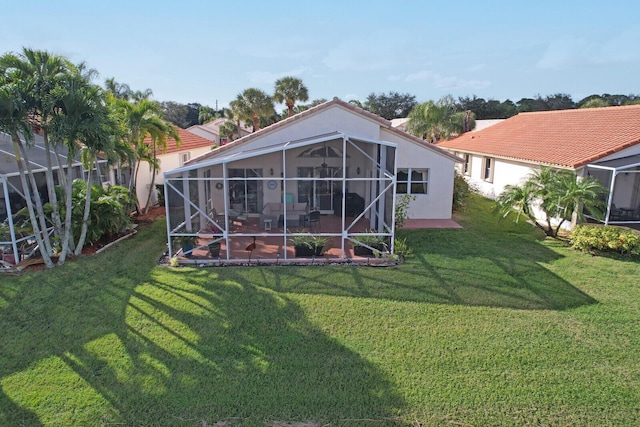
208, 240, 221, 257
352, 231, 388, 256
289, 230, 328, 257
174, 234, 199, 258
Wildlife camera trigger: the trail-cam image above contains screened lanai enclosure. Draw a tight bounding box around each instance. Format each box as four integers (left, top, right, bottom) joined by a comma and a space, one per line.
586, 155, 640, 225
164, 132, 398, 264
0, 132, 98, 267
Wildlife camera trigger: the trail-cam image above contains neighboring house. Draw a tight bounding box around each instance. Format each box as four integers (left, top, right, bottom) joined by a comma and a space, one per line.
391, 117, 502, 135
135, 128, 214, 208
187, 117, 251, 146
163, 97, 461, 262
472, 119, 504, 132
437, 105, 640, 226
0, 132, 94, 266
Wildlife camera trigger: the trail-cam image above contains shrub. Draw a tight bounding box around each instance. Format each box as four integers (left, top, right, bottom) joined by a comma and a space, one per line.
394, 194, 415, 228
393, 237, 411, 259
288, 230, 328, 250
570, 225, 640, 256
453, 170, 474, 212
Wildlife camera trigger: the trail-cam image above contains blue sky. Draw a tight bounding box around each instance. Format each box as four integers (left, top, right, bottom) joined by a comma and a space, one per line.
2, 1, 639, 112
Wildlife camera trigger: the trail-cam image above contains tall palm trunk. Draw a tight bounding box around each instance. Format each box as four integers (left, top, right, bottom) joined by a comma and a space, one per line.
17, 142, 55, 257
42, 130, 64, 240
74, 157, 95, 256
143, 146, 158, 214
11, 132, 54, 268
57, 158, 76, 265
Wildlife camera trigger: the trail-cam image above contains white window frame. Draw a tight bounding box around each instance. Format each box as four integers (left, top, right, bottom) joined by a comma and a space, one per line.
483, 157, 494, 182
397, 168, 429, 195
179, 152, 191, 166
463, 153, 471, 176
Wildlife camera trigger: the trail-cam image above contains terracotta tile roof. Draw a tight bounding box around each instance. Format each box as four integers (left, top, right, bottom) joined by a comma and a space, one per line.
186, 97, 461, 165
437, 105, 640, 169
144, 127, 214, 155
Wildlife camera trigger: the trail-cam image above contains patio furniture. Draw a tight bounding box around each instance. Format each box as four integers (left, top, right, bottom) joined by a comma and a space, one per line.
333, 192, 365, 217
304, 210, 321, 231
263, 218, 272, 231
260, 202, 308, 229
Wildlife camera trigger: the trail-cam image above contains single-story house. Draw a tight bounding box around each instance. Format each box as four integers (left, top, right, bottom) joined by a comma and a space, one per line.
134, 127, 214, 208
163, 97, 461, 263
187, 117, 252, 146
436, 105, 640, 226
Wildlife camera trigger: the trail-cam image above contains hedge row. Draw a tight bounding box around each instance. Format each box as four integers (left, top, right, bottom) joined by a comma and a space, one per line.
570, 225, 640, 256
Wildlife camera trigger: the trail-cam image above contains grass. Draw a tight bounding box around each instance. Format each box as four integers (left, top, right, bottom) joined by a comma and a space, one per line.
1, 194, 639, 426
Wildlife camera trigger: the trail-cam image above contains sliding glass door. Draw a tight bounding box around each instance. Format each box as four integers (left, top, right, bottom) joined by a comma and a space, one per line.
297, 167, 343, 213
228, 168, 263, 214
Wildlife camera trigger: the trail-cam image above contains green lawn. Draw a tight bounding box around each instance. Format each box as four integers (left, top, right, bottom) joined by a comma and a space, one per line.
1, 195, 639, 426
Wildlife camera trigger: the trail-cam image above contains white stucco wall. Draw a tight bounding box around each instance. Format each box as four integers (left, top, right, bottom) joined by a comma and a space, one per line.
382, 130, 457, 219
454, 152, 535, 200
216, 105, 382, 157
179, 104, 458, 220
137, 146, 211, 207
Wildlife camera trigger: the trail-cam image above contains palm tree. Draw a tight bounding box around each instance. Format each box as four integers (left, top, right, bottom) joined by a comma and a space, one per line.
50, 73, 119, 260
0, 75, 56, 268
406, 96, 473, 142
0, 48, 76, 252
111, 94, 180, 213
233, 88, 275, 132
198, 105, 217, 124
218, 120, 238, 143
494, 167, 606, 237
555, 172, 606, 229
104, 77, 133, 100
140, 121, 181, 214
273, 77, 309, 117
114, 98, 161, 208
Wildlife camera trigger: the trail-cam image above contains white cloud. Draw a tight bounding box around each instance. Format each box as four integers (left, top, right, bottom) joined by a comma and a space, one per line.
404, 70, 435, 82
342, 93, 360, 102
246, 67, 307, 84
394, 69, 491, 90
322, 40, 393, 71
537, 28, 640, 70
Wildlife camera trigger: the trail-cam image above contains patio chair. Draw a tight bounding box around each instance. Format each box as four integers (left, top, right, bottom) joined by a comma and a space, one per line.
304, 210, 321, 231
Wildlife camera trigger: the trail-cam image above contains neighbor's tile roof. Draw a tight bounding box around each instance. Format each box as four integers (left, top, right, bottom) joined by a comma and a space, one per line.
144, 127, 213, 155
186, 97, 461, 165
437, 105, 640, 168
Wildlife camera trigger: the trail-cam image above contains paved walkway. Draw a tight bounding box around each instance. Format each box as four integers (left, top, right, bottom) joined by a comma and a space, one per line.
401, 218, 462, 229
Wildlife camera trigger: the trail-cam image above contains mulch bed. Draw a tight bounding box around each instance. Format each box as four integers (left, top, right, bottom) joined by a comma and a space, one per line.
3, 206, 166, 273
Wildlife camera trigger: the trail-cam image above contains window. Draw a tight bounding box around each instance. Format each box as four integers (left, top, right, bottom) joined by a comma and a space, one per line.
483, 157, 493, 182
180, 152, 191, 166
228, 168, 263, 213
397, 168, 429, 194
463, 154, 471, 176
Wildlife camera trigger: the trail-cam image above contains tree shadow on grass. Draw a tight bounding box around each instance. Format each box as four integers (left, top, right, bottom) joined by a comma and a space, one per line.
243, 228, 597, 311
0, 223, 404, 426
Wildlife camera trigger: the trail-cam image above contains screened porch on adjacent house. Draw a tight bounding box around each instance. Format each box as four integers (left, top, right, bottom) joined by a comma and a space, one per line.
586, 155, 640, 225
0, 132, 94, 267
163, 133, 398, 264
